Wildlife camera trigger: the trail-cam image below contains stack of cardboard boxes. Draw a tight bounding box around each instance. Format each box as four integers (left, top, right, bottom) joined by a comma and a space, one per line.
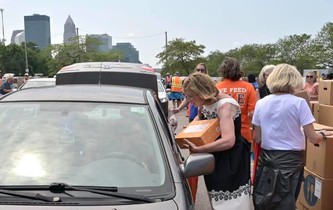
297, 80, 333, 210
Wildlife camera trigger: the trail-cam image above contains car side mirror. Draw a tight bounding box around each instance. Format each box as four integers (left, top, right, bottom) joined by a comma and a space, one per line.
180, 153, 215, 178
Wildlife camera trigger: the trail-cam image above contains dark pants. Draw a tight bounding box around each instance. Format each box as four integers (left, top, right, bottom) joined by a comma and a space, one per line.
253, 149, 305, 210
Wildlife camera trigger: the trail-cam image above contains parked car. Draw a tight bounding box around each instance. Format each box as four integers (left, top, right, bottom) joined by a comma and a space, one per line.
0, 85, 214, 209
157, 79, 169, 115
55, 62, 170, 117
18, 77, 56, 90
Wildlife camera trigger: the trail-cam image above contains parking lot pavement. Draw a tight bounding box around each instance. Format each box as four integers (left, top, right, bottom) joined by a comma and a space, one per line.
170, 103, 212, 210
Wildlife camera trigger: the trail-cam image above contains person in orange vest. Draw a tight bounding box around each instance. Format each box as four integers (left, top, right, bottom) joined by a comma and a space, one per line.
169, 72, 183, 109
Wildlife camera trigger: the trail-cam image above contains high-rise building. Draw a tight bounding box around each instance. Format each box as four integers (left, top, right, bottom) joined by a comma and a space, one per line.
63, 15, 76, 44
10, 30, 24, 44
13, 31, 25, 44
88, 34, 112, 52
24, 14, 51, 49
112, 42, 140, 63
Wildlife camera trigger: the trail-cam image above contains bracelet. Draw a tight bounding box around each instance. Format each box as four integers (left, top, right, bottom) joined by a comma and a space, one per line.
319, 130, 327, 140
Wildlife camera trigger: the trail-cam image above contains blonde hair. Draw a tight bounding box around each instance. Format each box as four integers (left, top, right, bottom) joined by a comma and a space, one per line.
182, 72, 219, 105
267, 64, 303, 94
306, 71, 317, 83
258, 64, 275, 87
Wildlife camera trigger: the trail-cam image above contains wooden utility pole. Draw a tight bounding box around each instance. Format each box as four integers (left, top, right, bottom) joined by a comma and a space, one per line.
165, 31, 168, 72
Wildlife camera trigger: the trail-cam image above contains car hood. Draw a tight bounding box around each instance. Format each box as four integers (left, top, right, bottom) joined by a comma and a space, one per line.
0, 199, 179, 209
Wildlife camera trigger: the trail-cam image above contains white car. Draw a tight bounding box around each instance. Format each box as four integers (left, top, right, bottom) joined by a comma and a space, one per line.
157, 79, 169, 116
18, 78, 56, 90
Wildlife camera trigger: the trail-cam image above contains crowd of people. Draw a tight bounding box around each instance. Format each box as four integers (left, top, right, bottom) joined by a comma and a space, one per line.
168, 58, 333, 210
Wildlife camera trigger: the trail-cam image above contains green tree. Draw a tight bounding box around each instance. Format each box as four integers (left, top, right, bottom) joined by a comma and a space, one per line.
214, 44, 279, 76
0, 43, 26, 75
275, 34, 317, 72
312, 22, 333, 68
44, 36, 124, 75
156, 38, 205, 76
205, 50, 225, 77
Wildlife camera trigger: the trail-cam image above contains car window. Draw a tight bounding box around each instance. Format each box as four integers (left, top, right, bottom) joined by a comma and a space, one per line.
0, 102, 172, 195
157, 80, 165, 92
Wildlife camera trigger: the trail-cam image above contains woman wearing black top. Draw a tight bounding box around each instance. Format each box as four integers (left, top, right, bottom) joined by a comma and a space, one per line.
252, 64, 275, 184
257, 65, 275, 99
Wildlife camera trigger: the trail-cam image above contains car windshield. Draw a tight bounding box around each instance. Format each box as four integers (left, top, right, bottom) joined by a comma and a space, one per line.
0, 102, 171, 195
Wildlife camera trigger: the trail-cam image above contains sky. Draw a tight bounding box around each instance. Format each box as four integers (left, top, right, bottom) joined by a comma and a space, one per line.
0, 0, 332, 68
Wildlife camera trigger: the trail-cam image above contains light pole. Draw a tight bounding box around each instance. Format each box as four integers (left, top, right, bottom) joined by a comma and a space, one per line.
24, 41, 29, 74
0, 8, 5, 44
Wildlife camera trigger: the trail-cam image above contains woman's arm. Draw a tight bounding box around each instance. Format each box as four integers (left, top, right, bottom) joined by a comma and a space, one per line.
184, 102, 237, 153
253, 125, 261, 144
303, 123, 332, 144
172, 97, 189, 114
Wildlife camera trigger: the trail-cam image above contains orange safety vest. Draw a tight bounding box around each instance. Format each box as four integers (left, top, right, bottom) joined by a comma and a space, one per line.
171, 76, 182, 92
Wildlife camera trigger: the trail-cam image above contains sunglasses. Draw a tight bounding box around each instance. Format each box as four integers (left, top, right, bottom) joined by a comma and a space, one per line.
306, 75, 314, 78
196, 69, 206, 73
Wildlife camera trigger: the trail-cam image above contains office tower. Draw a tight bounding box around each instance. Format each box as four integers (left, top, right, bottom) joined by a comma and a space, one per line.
13, 31, 25, 44
63, 15, 76, 44
10, 29, 24, 44
112, 42, 140, 63
24, 14, 51, 49
88, 34, 112, 52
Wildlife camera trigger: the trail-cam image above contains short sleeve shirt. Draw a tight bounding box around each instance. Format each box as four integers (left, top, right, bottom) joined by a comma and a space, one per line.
252, 94, 315, 150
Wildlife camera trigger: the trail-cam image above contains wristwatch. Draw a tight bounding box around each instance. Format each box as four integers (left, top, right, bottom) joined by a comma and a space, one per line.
314, 130, 327, 147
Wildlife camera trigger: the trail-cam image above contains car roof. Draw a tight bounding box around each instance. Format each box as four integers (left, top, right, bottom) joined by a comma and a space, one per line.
57, 62, 155, 73
56, 62, 158, 94
27, 78, 56, 81
1, 85, 148, 104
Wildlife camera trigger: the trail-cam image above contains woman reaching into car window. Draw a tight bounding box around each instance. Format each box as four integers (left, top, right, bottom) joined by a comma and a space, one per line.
182, 73, 252, 210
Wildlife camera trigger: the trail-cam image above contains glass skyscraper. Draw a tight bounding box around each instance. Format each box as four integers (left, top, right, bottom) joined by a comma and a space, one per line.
63, 15, 76, 44
88, 34, 112, 52
112, 42, 140, 63
24, 14, 51, 49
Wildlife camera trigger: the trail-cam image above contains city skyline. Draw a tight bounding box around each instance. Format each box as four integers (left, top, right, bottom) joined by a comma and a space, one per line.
11, 14, 141, 64
1, 0, 333, 68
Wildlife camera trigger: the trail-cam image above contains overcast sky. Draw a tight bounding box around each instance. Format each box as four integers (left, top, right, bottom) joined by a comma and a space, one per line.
1, 0, 332, 68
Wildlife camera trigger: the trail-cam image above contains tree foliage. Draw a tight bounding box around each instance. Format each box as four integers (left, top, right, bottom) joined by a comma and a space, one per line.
156, 22, 333, 77
156, 38, 205, 76
0, 22, 332, 78
312, 22, 333, 68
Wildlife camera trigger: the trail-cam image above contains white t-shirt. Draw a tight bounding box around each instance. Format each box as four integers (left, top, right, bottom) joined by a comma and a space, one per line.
252, 93, 315, 151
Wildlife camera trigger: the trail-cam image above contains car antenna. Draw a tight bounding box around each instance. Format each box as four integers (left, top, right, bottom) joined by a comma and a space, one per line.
98, 62, 102, 85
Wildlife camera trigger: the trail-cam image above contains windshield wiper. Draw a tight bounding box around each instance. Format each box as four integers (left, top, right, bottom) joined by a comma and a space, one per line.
0, 188, 61, 202
49, 182, 155, 203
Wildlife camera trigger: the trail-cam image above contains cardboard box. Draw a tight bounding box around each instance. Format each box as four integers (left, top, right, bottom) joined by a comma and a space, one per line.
309, 101, 318, 116
298, 167, 333, 210
296, 199, 305, 210
318, 104, 333, 127
312, 123, 333, 131
306, 123, 333, 178
295, 90, 311, 109
313, 103, 320, 122
318, 80, 333, 105
175, 119, 220, 149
